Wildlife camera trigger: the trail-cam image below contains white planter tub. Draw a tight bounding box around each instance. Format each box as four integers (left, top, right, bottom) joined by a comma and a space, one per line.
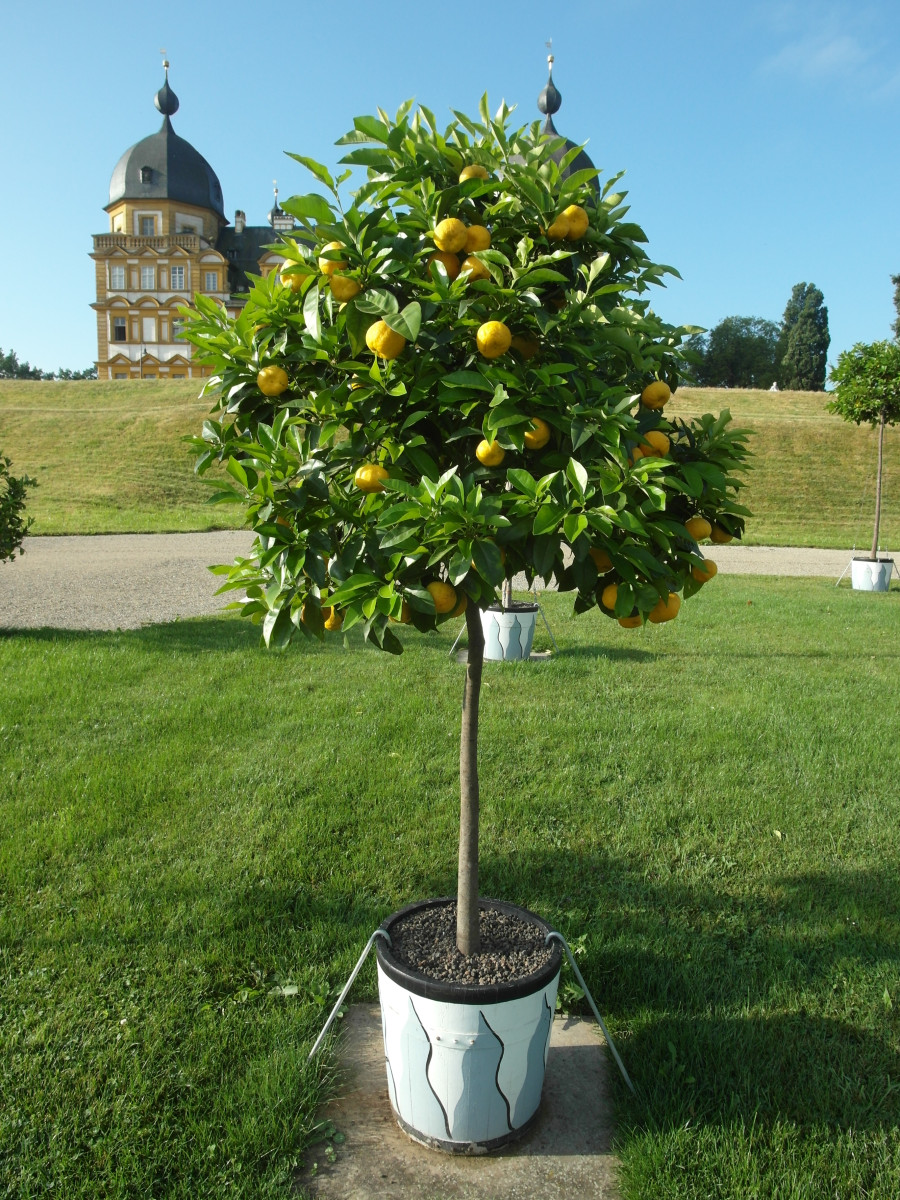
851, 557, 894, 592
480, 602, 539, 661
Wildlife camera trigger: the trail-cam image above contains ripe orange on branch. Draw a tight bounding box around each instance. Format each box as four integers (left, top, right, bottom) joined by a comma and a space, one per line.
433, 218, 468, 253
323, 607, 344, 631
561, 204, 589, 239
691, 559, 718, 583
365, 320, 406, 360
354, 463, 389, 493
523, 417, 551, 449
318, 241, 347, 275
427, 251, 461, 280
545, 214, 570, 240
648, 593, 681, 624
257, 366, 290, 396
427, 581, 458, 613
589, 547, 612, 572
640, 430, 670, 457
461, 256, 490, 282
641, 381, 672, 410
476, 321, 511, 359
476, 439, 505, 467
330, 275, 361, 302
710, 524, 734, 544
459, 164, 489, 182
465, 225, 491, 252
685, 516, 712, 541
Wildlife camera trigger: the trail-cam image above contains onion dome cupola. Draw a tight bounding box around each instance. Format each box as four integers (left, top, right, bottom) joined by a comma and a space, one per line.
107, 64, 226, 219
268, 185, 297, 232
538, 54, 599, 193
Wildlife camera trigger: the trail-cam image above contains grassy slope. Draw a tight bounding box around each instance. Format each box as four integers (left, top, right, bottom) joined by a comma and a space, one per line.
1, 380, 898, 547
1, 581, 898, 1198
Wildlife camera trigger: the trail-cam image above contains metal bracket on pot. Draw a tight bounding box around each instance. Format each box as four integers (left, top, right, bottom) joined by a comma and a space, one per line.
308, 928, 392, 1061
545, 931, 636, 1094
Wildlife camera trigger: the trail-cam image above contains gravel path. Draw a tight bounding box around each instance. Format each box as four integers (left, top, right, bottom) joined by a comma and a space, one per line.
0, 533, 878, 632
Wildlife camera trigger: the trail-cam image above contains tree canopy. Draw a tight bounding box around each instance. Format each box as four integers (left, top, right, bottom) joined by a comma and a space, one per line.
0, 348, 96, 381
778, 283, 829, 391
685, 316, 779, 388
828, 340, 900, 428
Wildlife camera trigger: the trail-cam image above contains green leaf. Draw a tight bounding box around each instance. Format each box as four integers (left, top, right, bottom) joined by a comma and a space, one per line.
280, 193, 335, 224
471, 538, 505, 585
566, 457, 589, 499
442, 370, 494, 391
303, 284, 321, 342
385, 302, 421, 343
226, 457, 248, 488
506, 468, 538, 499
355, 289, 399, 316
285, 154, 335, 192
533, 503, 564, 536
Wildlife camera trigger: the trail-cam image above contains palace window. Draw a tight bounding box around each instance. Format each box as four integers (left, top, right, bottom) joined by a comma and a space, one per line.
109, 264, 126, 290
170, 265, 185, 290
172, 319, 185, 341
204, 271, 218, 291
140, 216, 155, 236
140, 265, 156, 289
114, 372, 128, 379
112, 317, 127, 342
141, 316, 157, 343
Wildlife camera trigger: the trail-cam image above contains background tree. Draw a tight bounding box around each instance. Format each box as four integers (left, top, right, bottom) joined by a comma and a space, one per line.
891, 273, 900, 341
778, 282, 830, 390
0, 348, 97, 380
828, 340, 900, 559
0, 454, 36, 563
686, 316, 779, 388
184, 98, 750, 955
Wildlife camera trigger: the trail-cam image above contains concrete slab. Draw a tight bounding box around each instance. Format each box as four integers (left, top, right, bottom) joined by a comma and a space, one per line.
297, 1005, 621, 1200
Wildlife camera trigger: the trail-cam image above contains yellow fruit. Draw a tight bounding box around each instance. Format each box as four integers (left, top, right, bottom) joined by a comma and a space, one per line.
710, 524, 734, 544
280, 261, 304, 292
434, 218, 468, 253
390, 600, 412, 624
685, 516, 712, 541
475, 439, 505, 467
460, 255, 490, 282
459, 164, 489, 183
449, 592, 469, 618
427, 580, 457, 614
640, 430, 670, 457
641, 380, 672, 409
318, 240, 347, 275
562, 204, 589, 239
618, 614, 643, 628
589, 547, 612, 572
330, 274, 361, 302
476, 320, 511, 359
692, 558, 718, 583
365, 320, 406, 360
648, 592, 681, 624
323, 607, 344, 632
510, 335, 539, 360
465, 224, 491, 252
546, 214, 570, 240
257, 365, 290, 396
523, 417, 551, 449
354, 463, 389, 493
629, 445, 645, 464
601, 583, 618, 610
427, 250, 461, 280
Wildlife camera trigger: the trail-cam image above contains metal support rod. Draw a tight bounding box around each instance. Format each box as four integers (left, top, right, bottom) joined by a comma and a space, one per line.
308, 928, 392, 1061
545, 931, 636, 1094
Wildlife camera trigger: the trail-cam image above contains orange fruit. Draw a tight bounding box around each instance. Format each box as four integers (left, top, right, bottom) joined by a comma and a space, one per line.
510, 335, 539, 360
459, 164, 489, 183
280, 261, 304, 292
476, 321, 511, 359
710, 524, 734, 544
465, 224, 491, 252
648, 592, 681, 624
641, 381, 671, 409
330, 275, 361, 302
354, 463, 389, 493
389, 600, 412, 624
685, 516, 712, 541
427, 251, 461, 280
427, 580, 457, 614
601, 583, 618, 610
475, 439, 505, 467
640, 430, 670, 457
257, 366, 290, 396
692, 558, 718, 583
318, 241, 347, 275
562, 204, 589, 239
365, 320, 406, 360
523, 417, 551, 449
589, 547, 612, 572
323, 607, 344, 632
618, 614, 643, 628
460, 255, 490, 282
434, 218, 468, 253
545, 214, 570, 240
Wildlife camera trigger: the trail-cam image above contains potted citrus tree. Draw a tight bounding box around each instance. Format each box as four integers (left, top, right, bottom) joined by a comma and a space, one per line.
828, 340, 900, 591
184, 97, 750, 1152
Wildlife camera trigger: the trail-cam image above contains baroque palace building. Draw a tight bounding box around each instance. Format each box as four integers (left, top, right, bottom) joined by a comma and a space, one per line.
90, 65, 295, 380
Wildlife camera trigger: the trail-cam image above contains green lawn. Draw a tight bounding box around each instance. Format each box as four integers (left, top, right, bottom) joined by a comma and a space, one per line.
1, 380, 898, 547
2, 580, 898, 1198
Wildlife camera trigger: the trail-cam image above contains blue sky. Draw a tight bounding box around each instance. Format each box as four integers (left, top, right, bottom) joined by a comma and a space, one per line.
2, 0, 899, 376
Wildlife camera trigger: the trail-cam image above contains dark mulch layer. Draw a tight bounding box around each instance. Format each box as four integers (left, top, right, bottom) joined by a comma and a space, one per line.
389, 901, 555, 986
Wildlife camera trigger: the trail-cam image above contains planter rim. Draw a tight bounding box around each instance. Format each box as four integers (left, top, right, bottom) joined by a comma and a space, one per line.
376, 897, 562, 1004
484, 602, 540, 614
852, 556, 894, 563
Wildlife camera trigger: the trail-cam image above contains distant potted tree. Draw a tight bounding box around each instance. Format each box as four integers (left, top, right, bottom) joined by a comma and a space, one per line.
828, 341, 900, 591
0, 453, 36, 564
184, 98, 750, 1153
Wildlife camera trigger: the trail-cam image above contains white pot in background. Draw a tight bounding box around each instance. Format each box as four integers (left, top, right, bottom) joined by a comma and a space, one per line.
850, 557, 894, 592
481, 602, 539, 661
375, 899, 562, 1154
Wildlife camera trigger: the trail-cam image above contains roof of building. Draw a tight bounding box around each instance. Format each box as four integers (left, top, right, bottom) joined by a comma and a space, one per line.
107, 69, 226, 219
216, 225, 284, 293
537, 59, 599, 192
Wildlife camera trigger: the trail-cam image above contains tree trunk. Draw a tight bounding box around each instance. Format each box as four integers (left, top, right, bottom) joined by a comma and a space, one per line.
871, 409, 886, 560
457, 602, 484, 955
501, 577, 512, 610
